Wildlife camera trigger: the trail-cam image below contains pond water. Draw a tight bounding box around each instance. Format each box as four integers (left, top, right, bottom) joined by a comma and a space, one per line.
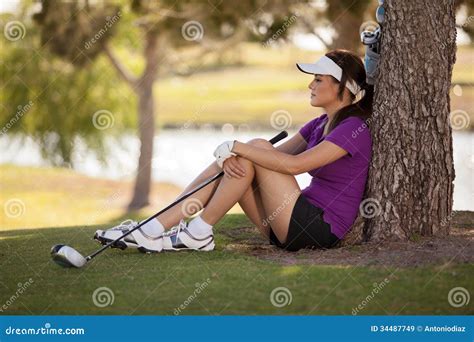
1, 129, 473, 210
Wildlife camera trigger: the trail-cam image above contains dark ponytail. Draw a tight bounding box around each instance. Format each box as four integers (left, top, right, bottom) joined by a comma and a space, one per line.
324, 49, 374, 133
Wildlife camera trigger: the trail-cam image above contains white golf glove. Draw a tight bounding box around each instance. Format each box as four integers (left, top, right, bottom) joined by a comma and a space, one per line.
214, 140, 236, 168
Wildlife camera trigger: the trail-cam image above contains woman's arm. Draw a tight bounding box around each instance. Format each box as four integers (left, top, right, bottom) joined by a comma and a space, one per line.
290, 141, 348, 174
232, 140, 348, 175
275, 132, 308, 155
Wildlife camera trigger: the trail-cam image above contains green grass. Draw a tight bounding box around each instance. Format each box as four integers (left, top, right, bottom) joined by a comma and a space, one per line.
1, 163, 473, 315
0, 213, 473, 315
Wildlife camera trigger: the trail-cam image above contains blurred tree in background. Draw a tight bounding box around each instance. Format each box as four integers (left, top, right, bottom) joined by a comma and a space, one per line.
2, 0, 306, 210
1, 0, 471, 212
297, 0, 372, 52
0, 2, 136, 166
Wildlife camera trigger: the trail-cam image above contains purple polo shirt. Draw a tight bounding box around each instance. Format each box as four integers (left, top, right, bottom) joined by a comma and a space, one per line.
298, 114, 372, 239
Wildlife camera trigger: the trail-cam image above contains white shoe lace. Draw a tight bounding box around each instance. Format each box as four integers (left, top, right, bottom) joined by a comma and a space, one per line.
163, 219, 187, 241
109, 219, 136, 231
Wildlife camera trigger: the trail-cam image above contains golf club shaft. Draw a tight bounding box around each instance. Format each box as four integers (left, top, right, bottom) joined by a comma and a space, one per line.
86, 131, 288, 261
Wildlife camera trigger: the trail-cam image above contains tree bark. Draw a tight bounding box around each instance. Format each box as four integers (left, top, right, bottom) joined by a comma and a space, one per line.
128, 31, 159, 210
360, 0, 457, 242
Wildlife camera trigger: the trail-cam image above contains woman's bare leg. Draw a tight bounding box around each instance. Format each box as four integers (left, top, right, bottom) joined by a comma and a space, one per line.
159, 155, 276, 238
201, 139, 301, 244
238, 178, 271, 238
200, 156, 256, 225
154, 161, 222, 229
155, 140, 299, 243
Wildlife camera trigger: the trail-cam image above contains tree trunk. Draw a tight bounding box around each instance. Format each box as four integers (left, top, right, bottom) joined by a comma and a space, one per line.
128, 31, 159, 210
361, 0, 457, 242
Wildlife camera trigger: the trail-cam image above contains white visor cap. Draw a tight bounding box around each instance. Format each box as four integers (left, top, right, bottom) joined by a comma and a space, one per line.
296, 55, 361, 95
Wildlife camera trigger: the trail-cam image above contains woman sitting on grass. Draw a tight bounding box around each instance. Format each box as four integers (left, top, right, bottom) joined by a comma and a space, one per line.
95, 49, 373, 253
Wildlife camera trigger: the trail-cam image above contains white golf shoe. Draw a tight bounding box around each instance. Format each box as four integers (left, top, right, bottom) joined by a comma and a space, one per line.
162, 219, 215, 251
94, 219, 163, 253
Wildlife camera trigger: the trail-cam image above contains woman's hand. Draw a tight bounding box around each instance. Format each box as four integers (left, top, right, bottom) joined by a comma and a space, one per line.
222, 156, 246, 179
214, 140, 236, 168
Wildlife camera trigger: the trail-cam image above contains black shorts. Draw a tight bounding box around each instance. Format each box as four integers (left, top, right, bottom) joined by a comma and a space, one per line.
269, 193, 339, 252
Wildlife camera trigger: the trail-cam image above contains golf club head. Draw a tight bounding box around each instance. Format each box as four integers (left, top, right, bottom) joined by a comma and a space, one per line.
51, 244, 87, 268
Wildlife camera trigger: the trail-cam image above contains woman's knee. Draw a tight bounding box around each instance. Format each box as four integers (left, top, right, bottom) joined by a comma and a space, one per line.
235, 156, 255, 174
237, 139, 274, 173
246, 138, 274, 150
